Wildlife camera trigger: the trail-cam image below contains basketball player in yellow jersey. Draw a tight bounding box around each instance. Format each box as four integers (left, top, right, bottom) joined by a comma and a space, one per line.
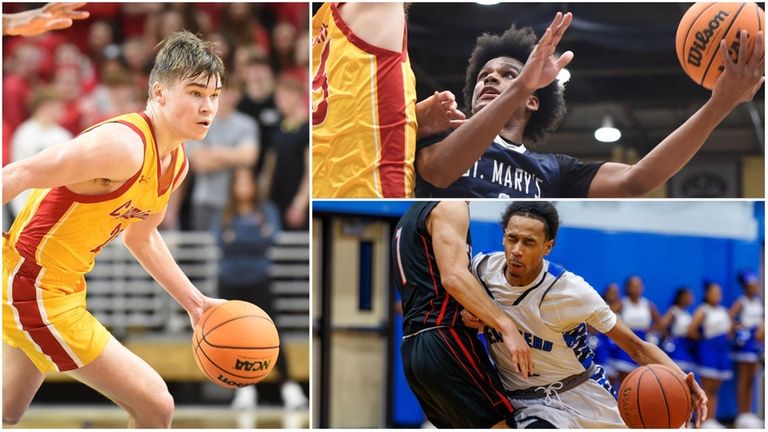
2, 31, 225, 427
312, 2, 465, 198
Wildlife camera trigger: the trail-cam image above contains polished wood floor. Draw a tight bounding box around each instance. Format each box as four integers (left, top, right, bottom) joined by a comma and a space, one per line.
8, 405, 309, 429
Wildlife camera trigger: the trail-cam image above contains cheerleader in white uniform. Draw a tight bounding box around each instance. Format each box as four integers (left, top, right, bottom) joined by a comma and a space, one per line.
613, 276, 662, 382
659, 287, 696, 373
689, 282, 733, 429
730, 271, 764, 429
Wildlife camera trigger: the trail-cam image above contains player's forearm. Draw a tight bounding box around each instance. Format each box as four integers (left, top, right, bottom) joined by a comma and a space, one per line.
2, 164, 25, 205
616, 97, 733, 196
442, 269, 516, 333
124, 229, 205, 313
418, 83, 535, 188
632, 340, 687, 379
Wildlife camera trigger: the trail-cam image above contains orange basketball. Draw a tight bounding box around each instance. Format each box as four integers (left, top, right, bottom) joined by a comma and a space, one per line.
676, 2, 765, 89
618, 364, 692, 428
193, 300, 280, 388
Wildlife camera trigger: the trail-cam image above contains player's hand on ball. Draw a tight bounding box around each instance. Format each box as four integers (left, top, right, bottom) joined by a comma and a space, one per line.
712, 30, 765, 107
517, 11, 574, 92
686, 372, 708, 428
460, 309, 484, 329
189, 296, 227, 328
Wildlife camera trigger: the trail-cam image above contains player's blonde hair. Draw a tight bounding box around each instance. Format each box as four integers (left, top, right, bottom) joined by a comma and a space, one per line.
148, 31, 226, 97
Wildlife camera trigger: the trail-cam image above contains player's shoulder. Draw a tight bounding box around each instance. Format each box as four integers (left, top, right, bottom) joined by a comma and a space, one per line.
471, 251, 504, 274
551, 266, 599, 298
78, 121, 145, 172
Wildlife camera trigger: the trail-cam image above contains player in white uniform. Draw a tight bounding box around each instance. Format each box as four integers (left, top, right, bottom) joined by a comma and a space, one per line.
463, 202, 707, 428
729, 271, 765, 429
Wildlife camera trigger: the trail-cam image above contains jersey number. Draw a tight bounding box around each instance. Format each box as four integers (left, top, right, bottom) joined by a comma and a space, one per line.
394, 227, 407, 285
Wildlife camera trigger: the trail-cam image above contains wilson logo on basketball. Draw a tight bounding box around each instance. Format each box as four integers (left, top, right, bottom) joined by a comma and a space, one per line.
234, 359, 271, 372
216, 374, 248, 388
686, 10, 730, 67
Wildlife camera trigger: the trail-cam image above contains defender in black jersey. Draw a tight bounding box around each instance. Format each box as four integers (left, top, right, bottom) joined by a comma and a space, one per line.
415, 15, 764, 198
392, 201, 530, 428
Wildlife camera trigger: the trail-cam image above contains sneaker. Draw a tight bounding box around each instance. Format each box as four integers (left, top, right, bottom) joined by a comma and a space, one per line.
734, 413, 764, 429
231, 385, 257, 410
281, 381, 308, 410
700, 419, 725, 429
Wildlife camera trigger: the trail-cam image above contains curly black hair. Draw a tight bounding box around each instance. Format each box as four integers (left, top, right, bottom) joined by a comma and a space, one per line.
463, 25, 566, 146
500, 201, 560, 241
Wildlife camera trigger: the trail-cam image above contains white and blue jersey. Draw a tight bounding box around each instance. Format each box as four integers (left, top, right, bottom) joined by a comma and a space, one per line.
613, 297, 654, 373
415, 133, 603, 198
472, 253, 625, 428
731, 295, 764, 363
695, 303, 733, 380
661, 305, 696, 373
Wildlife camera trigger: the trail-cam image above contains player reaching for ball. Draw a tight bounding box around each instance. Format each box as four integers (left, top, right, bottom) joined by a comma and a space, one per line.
415, 16, 765, 197
2, 31, 225, 428
461, 202, 707, 428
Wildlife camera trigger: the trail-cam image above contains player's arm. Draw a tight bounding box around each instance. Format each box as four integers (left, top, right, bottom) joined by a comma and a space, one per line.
338, 3, 405, 53
3, 2, 89, 36
188, 141, 258, 173
417, 12, 573, 187
606, 319, 708, 427
122, 203, 224, 327
429, 201, 533, 376
588, 30, 764, 197
2, 123, 142, 205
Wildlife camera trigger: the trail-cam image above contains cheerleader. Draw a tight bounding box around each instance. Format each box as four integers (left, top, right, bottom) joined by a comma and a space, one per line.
730, 271, 764, 429
660, 287, 696, 373
689, 282, 733, 429
589, 283, 621, 386
613, 276, 662, 382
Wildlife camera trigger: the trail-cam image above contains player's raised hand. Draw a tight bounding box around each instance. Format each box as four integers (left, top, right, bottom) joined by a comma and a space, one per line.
685, 372, 708, 428
4, 3, 89, 37
416, 90, 467, 139
712, 30, 765, 107
516, 11, 574, 92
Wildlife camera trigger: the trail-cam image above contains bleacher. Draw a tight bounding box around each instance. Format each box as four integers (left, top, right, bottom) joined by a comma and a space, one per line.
46, 230, 309, 383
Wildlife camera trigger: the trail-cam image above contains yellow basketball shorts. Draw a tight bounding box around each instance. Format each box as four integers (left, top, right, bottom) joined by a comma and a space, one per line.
3, 245, 110, 373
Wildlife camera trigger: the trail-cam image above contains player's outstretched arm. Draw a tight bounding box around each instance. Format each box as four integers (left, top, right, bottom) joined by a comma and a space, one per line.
2, 123, 142, 206
429, 201, 533, 377
122, 204, 225, 327
3, 3, 89, 36
588, 30, 764, 198
607, 319, 708, 427
417, 12, 573, 188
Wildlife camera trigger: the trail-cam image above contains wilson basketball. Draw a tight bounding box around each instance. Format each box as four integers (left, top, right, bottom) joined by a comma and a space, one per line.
618, 364, 692, 428
193, 300, 280, 388
675, 2, 765, 89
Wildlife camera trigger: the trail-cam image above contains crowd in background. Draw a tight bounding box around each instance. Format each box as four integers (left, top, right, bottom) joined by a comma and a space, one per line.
2, 2, 309, 234
590, 273, 764, 429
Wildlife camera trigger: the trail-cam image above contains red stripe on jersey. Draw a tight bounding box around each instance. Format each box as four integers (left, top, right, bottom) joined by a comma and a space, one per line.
437, 328, 508, 409
171, 145, 188, 190
15, 189, 75, 260
419, 234, 438, 324
374, 50, 408, 198
11, 251, 79, 371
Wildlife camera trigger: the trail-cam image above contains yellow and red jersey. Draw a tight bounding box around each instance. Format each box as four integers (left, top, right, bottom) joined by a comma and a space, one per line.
312, 2, 418, 198
4, 112, 187, 280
